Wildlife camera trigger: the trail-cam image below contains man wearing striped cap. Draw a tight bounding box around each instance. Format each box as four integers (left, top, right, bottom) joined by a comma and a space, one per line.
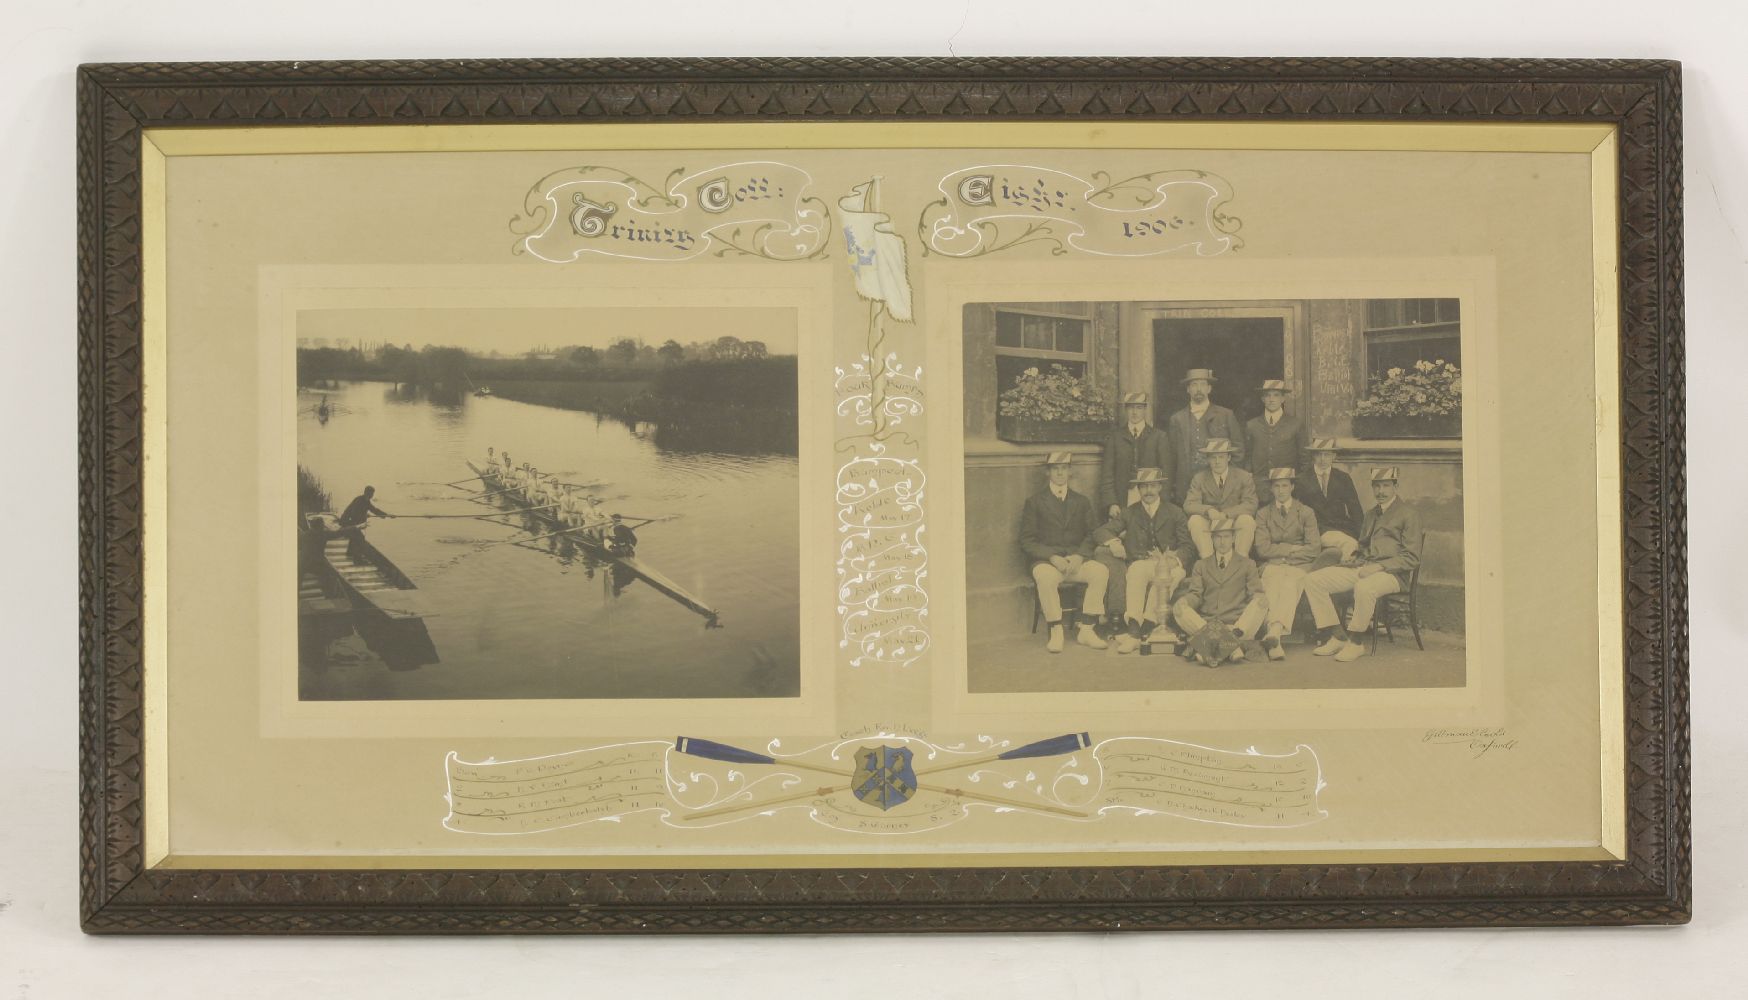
1244, 379, 1308, 478
1254, 467, 1322, 660
1296, 439, 1364, 562
1301, 467, 1425, 662
1100, 391, 1171, 520
1018, 452, 1111, 654
1164, 368, 1245, 504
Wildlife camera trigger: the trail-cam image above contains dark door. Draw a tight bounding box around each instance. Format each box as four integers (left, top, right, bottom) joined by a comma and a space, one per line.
1153, 316, 1286, 426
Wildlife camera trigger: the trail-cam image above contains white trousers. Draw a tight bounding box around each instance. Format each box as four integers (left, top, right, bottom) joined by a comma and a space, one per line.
1173, 596, 1268, 639
1321, 530, 1359, 561
1188, 513, 1255, 559
1032, 559, 1109, 623
1259, 563, 1310, 635
1302, 566, 1401, 632
1123, 556, 1186, 626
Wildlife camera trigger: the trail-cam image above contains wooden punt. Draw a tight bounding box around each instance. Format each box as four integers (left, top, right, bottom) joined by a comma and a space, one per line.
466, 461, 720, 623
309, 514, 440, 668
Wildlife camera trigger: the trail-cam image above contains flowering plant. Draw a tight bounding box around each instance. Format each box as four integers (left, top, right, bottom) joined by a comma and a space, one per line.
998, 365, 1114, 422
1354, 359, 1463, 417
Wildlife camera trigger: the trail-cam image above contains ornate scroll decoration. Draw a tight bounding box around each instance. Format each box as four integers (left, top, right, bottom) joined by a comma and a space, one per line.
834, 179, 928, 668
511, 162, 830, 262
443, 732, 1325, 835
919, 165, 1243, 258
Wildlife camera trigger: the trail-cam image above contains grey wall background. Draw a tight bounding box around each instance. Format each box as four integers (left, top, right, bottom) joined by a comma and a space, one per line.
3, 2, 1741, 996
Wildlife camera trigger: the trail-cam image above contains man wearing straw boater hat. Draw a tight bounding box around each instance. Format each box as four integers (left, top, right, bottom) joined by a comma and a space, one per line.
1164, 368, 1245, 504
1183, 438, 1258, 560
1172, 514, 1268, 664
1296, 438, 1364, 563
1301, 466, 1425, 662
1100, 391, 1171, 521
1109, 467, 1196, 654
1018, 451, 1111, 654
1244, 379, 1308, 478
1254, 467, 1323, 660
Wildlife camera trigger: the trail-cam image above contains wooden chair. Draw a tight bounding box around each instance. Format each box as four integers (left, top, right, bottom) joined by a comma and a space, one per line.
1366, 565, 1424, 652
1030, 580, 1089, 633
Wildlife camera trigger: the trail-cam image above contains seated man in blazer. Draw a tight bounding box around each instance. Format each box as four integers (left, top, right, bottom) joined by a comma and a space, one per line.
1295, 438, 1363, 564
1300, 466, 1425, 662
1253, 467, 1323, 661
1018, 451, 1111, 654
1183, 438, 1258, 560
1109, 467, 1196, 655
1171, 514, 1268, 664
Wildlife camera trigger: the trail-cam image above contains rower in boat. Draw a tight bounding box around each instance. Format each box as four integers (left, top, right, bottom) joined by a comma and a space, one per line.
607, 513, 638, 556
338, 485, 394, 528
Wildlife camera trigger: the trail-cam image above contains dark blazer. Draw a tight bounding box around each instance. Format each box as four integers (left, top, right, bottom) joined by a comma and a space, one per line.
1358, 498, 1424, 583
1244, 412, 1308, 477
1295, 466, 1364, 537
1018, 487, 1100, 564
1164, 404, 1245, 501
1120, 499, 1197, 569
1099, 423, 1172, 513
1180, 552, 1265, 624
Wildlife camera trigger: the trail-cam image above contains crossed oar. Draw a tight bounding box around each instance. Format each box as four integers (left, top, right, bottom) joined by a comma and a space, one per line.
672, 734, 1092, 821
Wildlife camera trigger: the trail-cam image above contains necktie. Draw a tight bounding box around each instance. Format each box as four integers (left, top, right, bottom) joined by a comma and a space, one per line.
1319, 473, 1328, 493
1218, 557, 1227, 571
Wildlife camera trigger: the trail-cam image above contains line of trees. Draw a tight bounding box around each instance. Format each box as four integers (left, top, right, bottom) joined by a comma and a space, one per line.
297, 335, 779, 387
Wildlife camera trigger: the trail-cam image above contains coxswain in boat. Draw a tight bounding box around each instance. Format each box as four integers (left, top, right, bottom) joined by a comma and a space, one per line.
337, 485, 393, 528
607, 514, 638, 556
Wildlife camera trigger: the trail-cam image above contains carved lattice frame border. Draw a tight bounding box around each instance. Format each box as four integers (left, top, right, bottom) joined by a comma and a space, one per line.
77, 57, 1688, 933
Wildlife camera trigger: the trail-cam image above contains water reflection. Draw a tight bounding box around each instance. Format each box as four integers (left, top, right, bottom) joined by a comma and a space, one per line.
297, 380, 801, 701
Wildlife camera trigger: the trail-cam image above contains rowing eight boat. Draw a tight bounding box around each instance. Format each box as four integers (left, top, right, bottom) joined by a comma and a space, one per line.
465, 461, 720, 623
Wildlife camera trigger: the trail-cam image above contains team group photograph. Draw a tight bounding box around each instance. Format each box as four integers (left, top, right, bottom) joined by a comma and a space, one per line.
960, 298, 1467, 691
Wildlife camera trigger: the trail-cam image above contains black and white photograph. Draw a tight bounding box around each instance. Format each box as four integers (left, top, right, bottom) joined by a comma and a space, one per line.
962, 298, 1467, 691
295, 306, 801, 700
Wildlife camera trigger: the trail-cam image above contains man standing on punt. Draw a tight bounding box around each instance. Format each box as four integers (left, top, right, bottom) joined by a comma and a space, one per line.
338, 485, 393, 527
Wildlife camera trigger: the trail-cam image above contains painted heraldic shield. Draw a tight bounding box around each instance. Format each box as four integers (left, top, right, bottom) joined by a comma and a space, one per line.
852, 745, 919, 810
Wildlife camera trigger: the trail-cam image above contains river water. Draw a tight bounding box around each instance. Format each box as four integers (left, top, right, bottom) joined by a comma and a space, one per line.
297, 381, 800, 700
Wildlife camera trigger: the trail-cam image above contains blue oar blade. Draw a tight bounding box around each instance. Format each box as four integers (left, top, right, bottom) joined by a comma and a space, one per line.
674, 736, 778, 766
996, 732, 1091, 760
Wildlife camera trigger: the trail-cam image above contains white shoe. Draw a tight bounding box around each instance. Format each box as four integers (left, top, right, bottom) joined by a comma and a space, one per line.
1046, 624, 1065, 654
1076, 624, 1108, 650
1115, 634, 1140, 655
1314, 635, 1345, 656
1334, 640, 1368, 662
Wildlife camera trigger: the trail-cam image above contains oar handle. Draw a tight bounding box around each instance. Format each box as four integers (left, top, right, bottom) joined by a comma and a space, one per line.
998, 732, 1091, 760
674, 737, 775, 766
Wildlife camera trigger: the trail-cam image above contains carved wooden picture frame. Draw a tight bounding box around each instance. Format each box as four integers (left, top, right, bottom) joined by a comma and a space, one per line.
79, 58, 1688, 932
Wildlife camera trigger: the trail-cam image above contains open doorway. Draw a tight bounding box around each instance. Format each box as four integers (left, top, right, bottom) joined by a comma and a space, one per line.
1153, 316, 1286, 425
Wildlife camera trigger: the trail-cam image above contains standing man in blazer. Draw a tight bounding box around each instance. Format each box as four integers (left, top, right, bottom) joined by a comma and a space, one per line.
1295, 438, 1364, 562
1111, 467, 1197, 654
1018, 451, 1111, 654
1100, 391, 1172, 520
1183, 438, 1259, 560
1172, 515, 1268, 664
1244, 379, 1308, 478
1164, 368, 1245, 505
1301, 466, 1425, 662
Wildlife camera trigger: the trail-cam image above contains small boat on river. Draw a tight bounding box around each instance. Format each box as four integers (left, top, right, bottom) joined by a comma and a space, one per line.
305, 513, 440, 668
466, 460, 720, 624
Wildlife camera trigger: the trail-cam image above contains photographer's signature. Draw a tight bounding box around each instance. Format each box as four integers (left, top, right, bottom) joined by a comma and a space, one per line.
1422, 727, 1518, 759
